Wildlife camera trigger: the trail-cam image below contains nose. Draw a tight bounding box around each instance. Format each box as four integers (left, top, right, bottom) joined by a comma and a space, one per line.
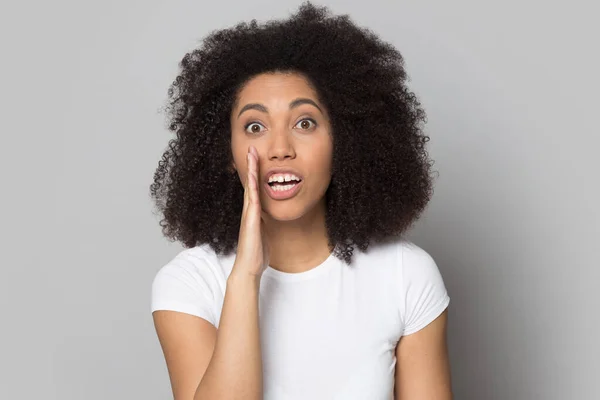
267, 129, 296, 161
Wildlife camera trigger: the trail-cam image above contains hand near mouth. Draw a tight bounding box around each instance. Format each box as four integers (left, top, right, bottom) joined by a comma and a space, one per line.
232, 145, 270, 277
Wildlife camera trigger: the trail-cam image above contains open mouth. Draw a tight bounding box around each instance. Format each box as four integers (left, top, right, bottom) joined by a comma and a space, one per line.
267, 179, 302, 192
264, 178, 303, 200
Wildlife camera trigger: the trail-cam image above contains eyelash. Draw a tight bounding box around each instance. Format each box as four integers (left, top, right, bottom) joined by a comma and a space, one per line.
244, 118, 317, 134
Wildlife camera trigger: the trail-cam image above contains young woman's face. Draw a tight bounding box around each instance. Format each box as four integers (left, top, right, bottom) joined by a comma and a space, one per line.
230, 72, 333, 222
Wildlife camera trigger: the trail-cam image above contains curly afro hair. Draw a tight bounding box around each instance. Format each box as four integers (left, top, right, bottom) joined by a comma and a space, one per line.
150, 1, 436, 265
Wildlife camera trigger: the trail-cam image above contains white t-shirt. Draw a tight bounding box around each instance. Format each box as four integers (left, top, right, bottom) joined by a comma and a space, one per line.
151, 238, 450, 400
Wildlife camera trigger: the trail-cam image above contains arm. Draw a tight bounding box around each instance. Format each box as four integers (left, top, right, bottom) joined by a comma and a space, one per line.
153, 272, 263, 400
394, 309, 452, 400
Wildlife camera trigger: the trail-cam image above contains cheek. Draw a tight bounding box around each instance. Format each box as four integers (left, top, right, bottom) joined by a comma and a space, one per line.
306, 147, 333, 184
230, 135, 247, 173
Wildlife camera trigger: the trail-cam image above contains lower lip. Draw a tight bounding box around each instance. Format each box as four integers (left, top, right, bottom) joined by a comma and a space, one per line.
264, 180, 303, 200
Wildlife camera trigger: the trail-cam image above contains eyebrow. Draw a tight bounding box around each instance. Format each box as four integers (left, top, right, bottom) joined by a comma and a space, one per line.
236, 98, 322, 119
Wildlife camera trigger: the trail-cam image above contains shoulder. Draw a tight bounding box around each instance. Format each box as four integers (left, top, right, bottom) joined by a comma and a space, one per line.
349, 237, 439, 289
355, 237, 435, 271
153, 244, 233, 284
393, 240, 450, 336
151, 244, 233, 323
350, 238, 448, 334
153, 246, 216, 284
398, 240, 439, 275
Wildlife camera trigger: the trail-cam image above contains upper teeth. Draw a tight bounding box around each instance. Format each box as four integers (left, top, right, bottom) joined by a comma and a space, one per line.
268, 174, 301, 183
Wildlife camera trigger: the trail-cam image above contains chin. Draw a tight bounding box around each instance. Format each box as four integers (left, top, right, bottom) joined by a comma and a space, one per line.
262, 204, 306, 222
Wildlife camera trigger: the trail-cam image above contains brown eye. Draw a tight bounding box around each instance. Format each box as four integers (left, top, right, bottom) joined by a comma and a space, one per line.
295, 118, 317, 130
245, 122, 265, 134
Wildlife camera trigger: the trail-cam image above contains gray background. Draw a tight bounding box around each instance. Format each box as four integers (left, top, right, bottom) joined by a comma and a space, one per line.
2, 0, 598, 399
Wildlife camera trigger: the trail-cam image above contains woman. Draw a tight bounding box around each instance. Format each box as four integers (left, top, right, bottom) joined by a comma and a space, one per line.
150, 2, 452, 399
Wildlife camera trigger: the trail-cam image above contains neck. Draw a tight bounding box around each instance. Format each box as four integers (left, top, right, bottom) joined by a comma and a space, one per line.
262, 200, 333, 273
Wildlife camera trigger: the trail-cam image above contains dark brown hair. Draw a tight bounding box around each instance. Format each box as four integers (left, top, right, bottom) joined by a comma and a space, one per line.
150, 2, 436, 264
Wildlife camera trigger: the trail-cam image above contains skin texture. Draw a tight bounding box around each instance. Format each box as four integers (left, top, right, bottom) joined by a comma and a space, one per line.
395, 310, 452, 399
230, 72, 334, 272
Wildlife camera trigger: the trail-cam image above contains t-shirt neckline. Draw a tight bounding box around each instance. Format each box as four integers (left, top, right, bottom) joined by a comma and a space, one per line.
262, 245, 339, 282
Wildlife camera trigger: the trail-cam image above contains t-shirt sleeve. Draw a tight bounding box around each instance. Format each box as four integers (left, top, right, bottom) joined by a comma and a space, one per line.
151, 254, 218, 326
398, 242, 450, 336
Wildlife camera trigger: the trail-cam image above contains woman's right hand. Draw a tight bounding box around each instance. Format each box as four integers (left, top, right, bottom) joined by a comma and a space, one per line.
232, 145, 270, 278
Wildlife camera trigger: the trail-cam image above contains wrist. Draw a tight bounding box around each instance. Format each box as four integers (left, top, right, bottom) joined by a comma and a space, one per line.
227, 269, 262, 286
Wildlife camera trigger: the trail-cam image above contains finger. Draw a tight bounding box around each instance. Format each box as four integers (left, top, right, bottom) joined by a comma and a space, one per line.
248, 150, 258, 206
250, 145, 260, 194
250, 149, 261, 209
242, 151, 251, 216
245, 151, 258, 224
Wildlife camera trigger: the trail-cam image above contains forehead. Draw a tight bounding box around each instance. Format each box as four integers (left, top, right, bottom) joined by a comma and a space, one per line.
235, 72, 318, 103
